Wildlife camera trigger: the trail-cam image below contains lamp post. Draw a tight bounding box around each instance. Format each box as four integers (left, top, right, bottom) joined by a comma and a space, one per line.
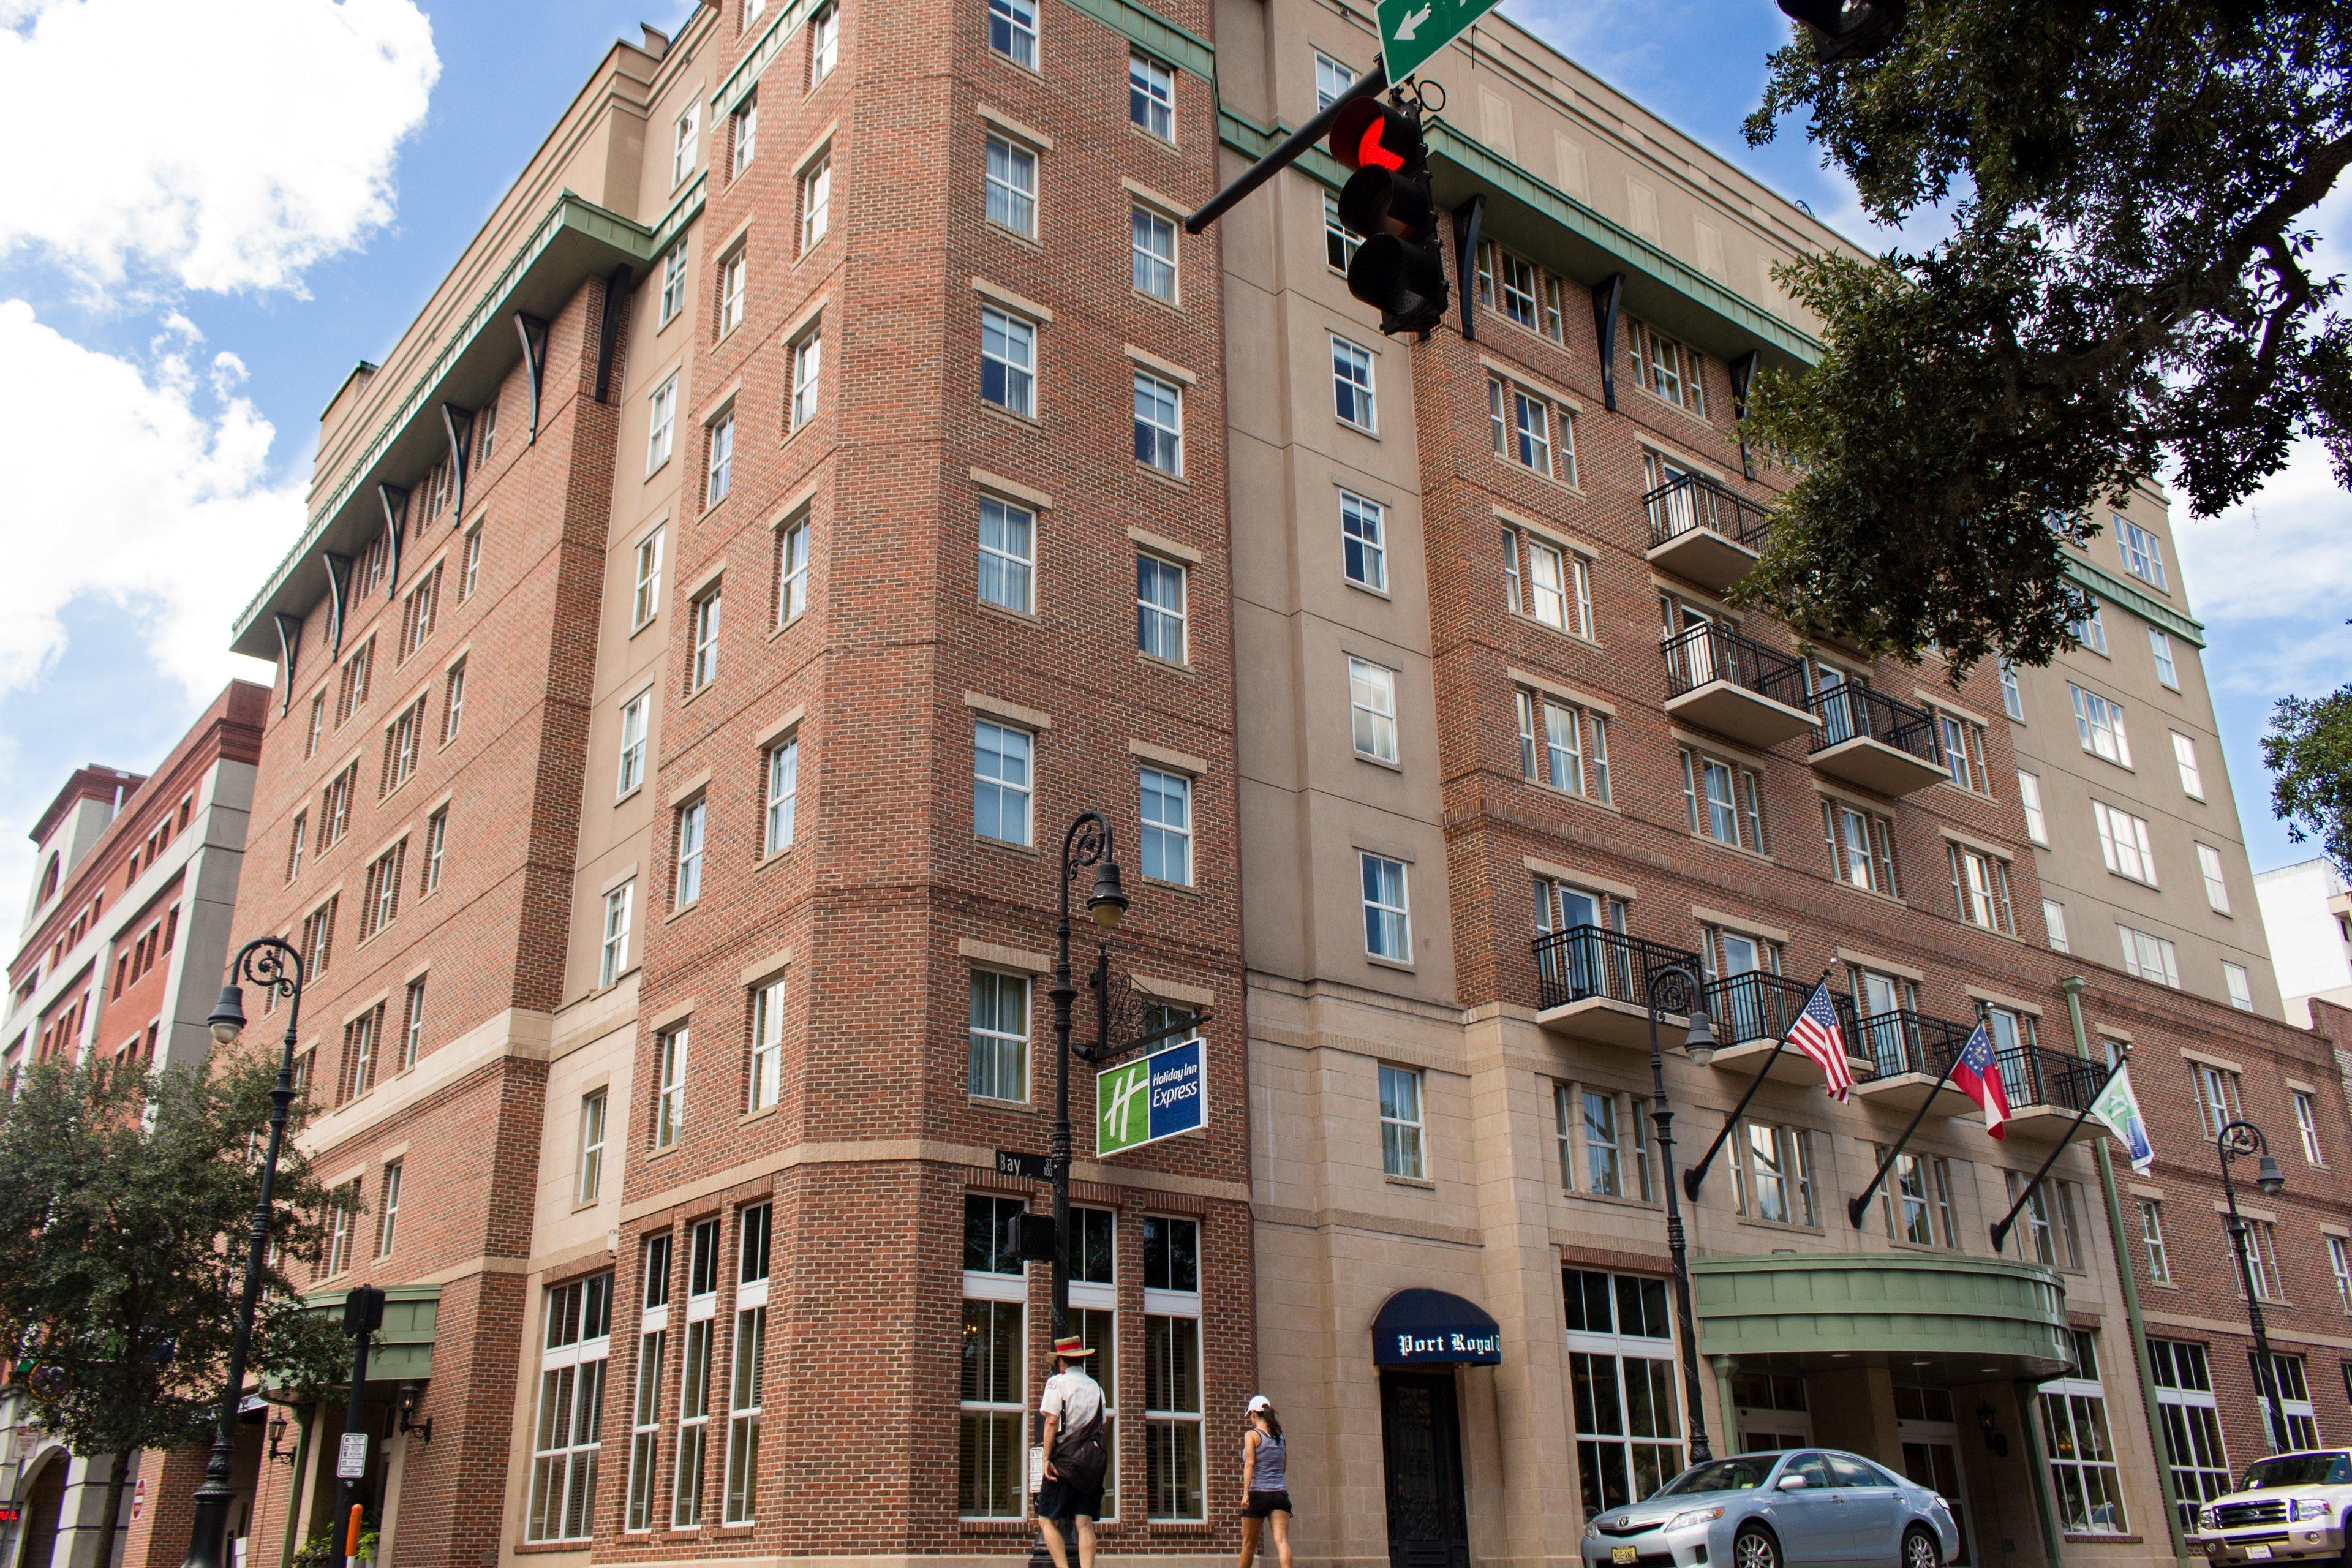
180, 937, 306, 1568
1047, 812, 1128, 1338
1642, 962, 1717, 1466
2215, 1119, 2288, 1453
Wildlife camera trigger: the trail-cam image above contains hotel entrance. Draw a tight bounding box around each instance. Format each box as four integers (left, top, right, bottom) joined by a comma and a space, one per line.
1731, 1370, 1811, 1453
1895, 1386, 1972, 1566
1370, 1291, 1499, 1568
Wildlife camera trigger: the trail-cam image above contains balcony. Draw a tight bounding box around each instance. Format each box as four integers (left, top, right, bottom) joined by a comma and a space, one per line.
1996, 1044, 2108, 1143
1662, 623, 1820, 750
1850, 1011, 1977, 1114
1645, 472, 1773, 594
1808, 685, 1948, 795
1700, 970, 1871, 1084
1532, 926, 1702, 1050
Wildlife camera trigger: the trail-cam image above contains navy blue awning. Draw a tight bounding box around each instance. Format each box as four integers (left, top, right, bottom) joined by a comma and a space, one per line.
1371, 1289, 1501, 1366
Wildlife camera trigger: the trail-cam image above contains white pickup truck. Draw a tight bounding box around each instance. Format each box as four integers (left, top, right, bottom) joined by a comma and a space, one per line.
2195, 1451, 2352, 1565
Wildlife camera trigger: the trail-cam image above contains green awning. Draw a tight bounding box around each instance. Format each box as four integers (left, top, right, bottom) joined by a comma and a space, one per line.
1692, 1251, 2070, 1381
282, 1286, 440, 1387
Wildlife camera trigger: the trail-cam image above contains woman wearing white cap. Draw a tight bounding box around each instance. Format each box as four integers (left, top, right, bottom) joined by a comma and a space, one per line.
1235, 1394, 1292, 1568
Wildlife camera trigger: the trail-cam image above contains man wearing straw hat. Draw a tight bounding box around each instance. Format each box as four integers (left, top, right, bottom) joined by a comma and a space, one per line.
1037, 1333, 1108, 1568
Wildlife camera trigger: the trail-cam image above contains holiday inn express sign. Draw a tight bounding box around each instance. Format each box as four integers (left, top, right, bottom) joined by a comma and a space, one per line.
1097, 1038, 1206, 1156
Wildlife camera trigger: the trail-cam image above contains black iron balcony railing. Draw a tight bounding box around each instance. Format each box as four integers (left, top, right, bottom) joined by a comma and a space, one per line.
1700, 970, 1859, 1048
1849, 1009, 1972, 1084
1532, 925, 1703, 1013
1645, 470, 1774, 554
1809, 684, 1943, 766
1998, 1042, 2104, 1115
1663, 622, 1814, 711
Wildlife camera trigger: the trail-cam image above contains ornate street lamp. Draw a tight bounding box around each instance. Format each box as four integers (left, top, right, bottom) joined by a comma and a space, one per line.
2216, 1119, 2288, 1452
1642, 963, 1717, 1466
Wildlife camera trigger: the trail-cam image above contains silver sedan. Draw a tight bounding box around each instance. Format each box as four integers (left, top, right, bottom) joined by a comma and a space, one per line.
1581, 1449, 1961, 1568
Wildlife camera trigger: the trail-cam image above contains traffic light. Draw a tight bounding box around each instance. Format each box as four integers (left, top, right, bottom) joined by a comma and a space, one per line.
1777, 0, 1907, 62
1330, 97, 1449, 337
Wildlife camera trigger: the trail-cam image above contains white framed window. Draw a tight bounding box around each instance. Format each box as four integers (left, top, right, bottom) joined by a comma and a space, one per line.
653, 1025, 688, 1150
1132, 203, 1178, 300
1999, 658, 2024, 719
2296, 1090, 2325, 1165
1378, 1063, 1424, 1178
323, 1182, 356, 1275
2139, 1199, 2170, 1283
722, 1206, 771, 1525
1323, 192, 1360, 273
731, 96, 758, 176
790, 327, 822, 431
2094, 802, 2158, 884
441, 659, 467, 744
2071, 600, 2109, 654
2196, 843, 2231, 911
1314, 50, 1354, 110
775, 516, 812, 625
2173, 731, 2205, 799
978, 496, 1035, 613
1582, 1088, 1627, 1197
973, 720, 1033, 845
980, 306, 1035, 417
2120, 924, 2181, 987
624, 1235, 669, 1532
1142, 1216, 1204, 1521
1063, 1211, 1121, 1520
983, 134, 1036, 237
986, 0, 1037, 69
799, 151, 832, 252
1518, 691, 1610, 804
1507, 530, 1592, 637
960, 1195, 1028, 1519
673, 799, 706, 908
633, 529, 663, 628
1878, 1149, 1956, 1248
1140, 767, 1193, 886
525, 1272, 612, 1542
576, 1089, 606, 1205
659, 244, 688, 327
807, 2, 838, 81
1951, 843, 2017, 932
2119, 518, 2168, 589
647, 374, 677, 473
967, 969, 1028, 1101
1340, 490, 1385, 590
2261, 1353, 2320, 1448
1682, 748, 1765, 852
2070, 684, 2131, 765
1490, 377, 1553, 477
2039, 1330, 2127, 1536
1137, 552, 1186, 662
763, 737, 799, 856
2192, 1061, 2245, 1140
461, 522, 483, 600
2149, 627, 2180, 688
672, 1219, 721, 1527
1134, 370, 1183, 475
1562, 1268, 1683, 1515
2331, 1236, 2352, 1310
617, 692, 649, 797
705, 411, 735, 505
400, 976, 426, 1071
1332, 336, 1376, 431
375, 1158, 403, 1258
749, 977, 786, 1112
688, 587, 722, 693
1349, 657, 1398, 762
422, 808, 447, 894
1128, 52, 1174, 139
718, 251, 747, 336
1626, 318, 1708, 415
600, 882, 633, 987
2221, 960, 2253, 1011
2044, 899, 2071, 951
2019, 771, 2048, 843
672, 104, 700, 188
1360, 851, 1411, 962
1734, 1120, 1815, 1226
2150, 1340, 2229, 1533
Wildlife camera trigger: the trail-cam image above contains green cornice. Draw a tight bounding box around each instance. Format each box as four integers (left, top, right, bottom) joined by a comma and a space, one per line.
1060, 0, 1214, 81
712, 0, 820, 119
2064, 554, 2206, 647
1691, 1251, 2070, 1378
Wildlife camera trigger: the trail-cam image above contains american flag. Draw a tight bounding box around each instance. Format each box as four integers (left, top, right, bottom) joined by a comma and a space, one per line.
1789, 980, 1853, 1101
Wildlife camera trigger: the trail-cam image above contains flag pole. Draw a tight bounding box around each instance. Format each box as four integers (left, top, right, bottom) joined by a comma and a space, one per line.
1990, 1052, 2129, 1253
1683, 967, 1832, 1201
1844, 1033, 1971, 1228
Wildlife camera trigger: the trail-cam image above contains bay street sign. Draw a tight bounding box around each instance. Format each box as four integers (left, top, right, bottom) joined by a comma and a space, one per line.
1376, 0, 1506, 83
1096, 1037, 1206, 1156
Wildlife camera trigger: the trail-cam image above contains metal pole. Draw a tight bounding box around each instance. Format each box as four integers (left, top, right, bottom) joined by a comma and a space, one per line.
182, 938, 304, 1568
1989, 1054, 2126, 1254
2217, 1124, 2283, 1453
1845, 1036, 1968, 1227
1646, 964, 1712, 1466
329, 1311, 374, 1568
1185, 62, 1387, 234
1683, 967, 1834, 1201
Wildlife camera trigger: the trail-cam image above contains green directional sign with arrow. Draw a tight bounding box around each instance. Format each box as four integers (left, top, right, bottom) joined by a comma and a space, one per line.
1376, 0, 1506, 83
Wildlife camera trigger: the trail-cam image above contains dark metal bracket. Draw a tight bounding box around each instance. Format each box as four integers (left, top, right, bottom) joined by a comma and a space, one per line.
1591, 272, 1624, 411
1454, 195, 1486, 344
513, 312, 549, 442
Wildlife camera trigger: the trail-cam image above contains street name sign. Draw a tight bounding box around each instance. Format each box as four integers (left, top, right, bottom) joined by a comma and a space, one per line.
1376, 0, 1505, 83
993, 1148, 1057, 1182
1096, 1037, 1206, 1156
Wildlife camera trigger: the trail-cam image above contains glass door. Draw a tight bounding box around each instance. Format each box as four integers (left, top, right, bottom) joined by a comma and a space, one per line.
1896, 1386, 1972, 1566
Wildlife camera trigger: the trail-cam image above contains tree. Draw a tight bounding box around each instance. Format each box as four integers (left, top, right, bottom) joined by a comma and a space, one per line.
0, 1048, 346, 1568
2264, 655, 2352, 875
1738, 1, 2351, 673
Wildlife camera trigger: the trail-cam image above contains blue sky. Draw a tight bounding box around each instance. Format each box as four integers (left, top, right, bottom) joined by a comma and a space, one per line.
0, 0, 2342, 915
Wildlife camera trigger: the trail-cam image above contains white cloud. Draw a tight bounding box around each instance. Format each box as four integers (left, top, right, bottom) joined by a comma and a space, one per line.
0, 0, 438, 295
0, 300, 303, 699
2176, 439, 2352, 632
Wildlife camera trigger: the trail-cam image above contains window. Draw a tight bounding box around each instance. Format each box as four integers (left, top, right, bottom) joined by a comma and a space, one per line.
323, 1182, 356, 1276
2070, 684, 2130, 765
576, 1090, 606, 1205
659, 244, 688, 326
2214, 960, 2252, 1012
671, 104, 699, 187
2150, 627, 2180, 689
673, 799, 706, 908
748, 976, 786, 1112
1879, 1150, 1957, 1248
380, 701, 421, 798
1490, 376, 1573, 480
960, 1194, 1028, 1519
705, 412, 736, 505
973, 720, 1033, 845
1563, 1269, 1683, 1515
1134, 370, 1183, 474
600, 883, 633, 987
799, 151, 831, 252
2120, 925, 2181, 987
616, 693, 650, 797
633, 530, 663, 628
2173, 731, 2205, 799
306, 692, 325, 758
1517, 691, 1611, 803
1132, 203, 1177, 300
1474, 243, 1564, 341
673, 1219, 720, 1527
300, 895, 338, 980
1062, 1210, 1121, 1518
2040, 1330, 2126, 1536
1999, 658, 2024, 720
442, 659, 467, 744
2018, 771, 2048, 843
1583, 1089, 1630, 1197
1323, 193, 1360, 273
730, 97, 758, 177
360, 841, 405, 941
968, 970, 1028, 1101
723, 1205, 771, 1524
1140, 768, 1193, 885
1360, 852, 1411, 962
1314, 50, 1355, 110
1734, 1121, 1815, 1226
2044, 899, 2071, 951
1331, 337, 1376, 431
2139, 1199, 2170, 1283
1340, 491, 1385, 590
286, 812, 307, 881
625, 1235, 672, 1532
647, 374, 677, 473
763, 737, 799, 857
2333, 1235, 2352, 1309
373, 1158, 403, 1258
421, 808, 447, 895
1939, 712, 1988, 792
1137, 552, 1186, 662
335, 638, 374, 724
2071, 601, 2109, 654
774, 516, 811, 625
1499, 527, 1594, 638
1681, 749, 1765, 853
979, 307, 1035, 417
2149, 1340, 2231, 1533
790, 328, 822, 431
963, 495, 1035, 616
1142, 1215, 1203, 1521
2190, 1062, 2244, 1139
399, 564, 441, 660
2196, 843, 2231, 912
2094, 802, 2158, 885
2289, 1089, 2326, 1167
807, 3, 837, 81
2260, 1352, 2319, 1449
1626, 318, 1708, 415
987, 0, 1036, 68
2119, 518, 2169, 589
1378, 1063, 1424, 1178
1127, 51, 1176, 138
1950, 842, 2018, 933
689, 587, 722, 693
718, 248, 747, 337
983, 135, 1036, 237
652, 1024, 687, 1150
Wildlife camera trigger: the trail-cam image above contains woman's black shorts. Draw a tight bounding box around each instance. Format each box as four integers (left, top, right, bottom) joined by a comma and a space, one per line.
1244, 1491, 1293, 1518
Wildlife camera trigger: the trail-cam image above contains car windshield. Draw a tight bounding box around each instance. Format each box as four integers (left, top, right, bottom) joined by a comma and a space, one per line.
2242, 1455, 2352, 1490
1657, 1457, 1779, 1496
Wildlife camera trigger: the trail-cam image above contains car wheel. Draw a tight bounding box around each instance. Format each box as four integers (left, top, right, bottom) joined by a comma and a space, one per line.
1733, 1524, 1781, 1568
1902, 1526, 1940, 1568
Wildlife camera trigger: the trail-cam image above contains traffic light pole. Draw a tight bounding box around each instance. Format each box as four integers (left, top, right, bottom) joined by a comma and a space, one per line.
1186, 62, 1387, 234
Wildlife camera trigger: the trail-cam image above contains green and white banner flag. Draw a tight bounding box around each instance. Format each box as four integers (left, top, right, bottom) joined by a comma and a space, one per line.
2090, 1062, 2155, 1174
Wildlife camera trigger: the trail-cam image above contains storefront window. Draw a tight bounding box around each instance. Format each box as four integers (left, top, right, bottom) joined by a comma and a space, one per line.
1564, 1268, 1682, 1516
2039, 1330, 2126, 1536
2149, 1340, 2231, 1532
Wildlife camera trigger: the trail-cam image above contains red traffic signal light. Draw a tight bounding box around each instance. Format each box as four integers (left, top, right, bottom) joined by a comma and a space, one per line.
1329, 99, 1422, 176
